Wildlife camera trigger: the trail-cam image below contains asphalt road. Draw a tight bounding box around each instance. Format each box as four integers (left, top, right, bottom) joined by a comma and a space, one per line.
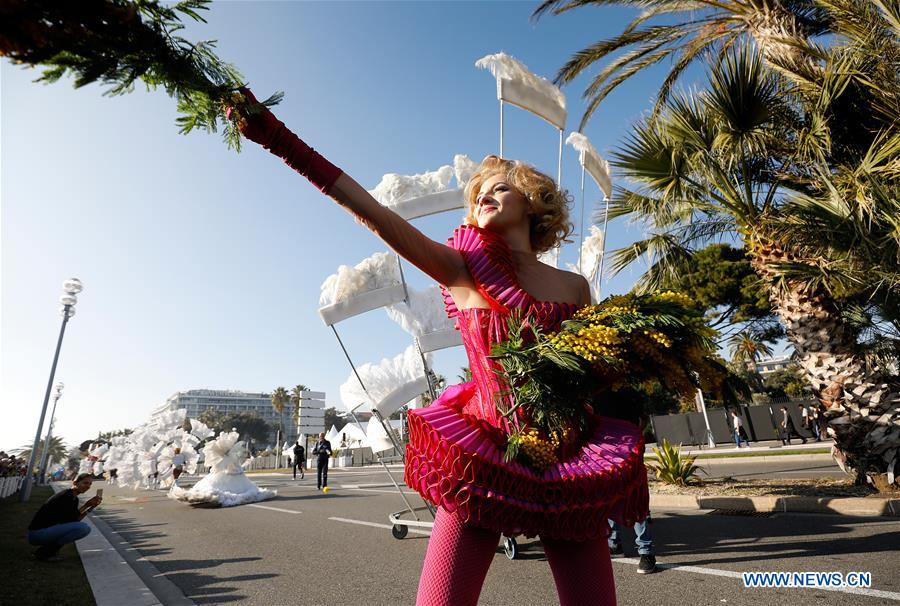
87, 467, 899, 606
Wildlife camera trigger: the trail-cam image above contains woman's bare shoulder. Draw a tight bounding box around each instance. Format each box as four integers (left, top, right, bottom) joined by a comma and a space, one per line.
546, 265, 591, 305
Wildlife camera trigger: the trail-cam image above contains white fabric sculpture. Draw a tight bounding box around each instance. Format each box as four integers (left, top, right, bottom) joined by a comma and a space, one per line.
385, 284, 455, 337
169, 431, 276, 507
339, 345, 431, 415
368, 165, 454, 208
566, 225, 606, 303
319, 252, 401, 307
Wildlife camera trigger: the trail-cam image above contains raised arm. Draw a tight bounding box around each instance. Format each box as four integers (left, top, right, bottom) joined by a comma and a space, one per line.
231, 89, 466, 287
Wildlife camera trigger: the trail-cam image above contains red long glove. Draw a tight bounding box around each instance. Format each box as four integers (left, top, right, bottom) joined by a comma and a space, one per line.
229, 88, 343, 194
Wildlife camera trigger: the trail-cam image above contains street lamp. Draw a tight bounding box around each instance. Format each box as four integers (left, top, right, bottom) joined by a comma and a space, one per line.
20, 278, 83, 502
38, 382, 65, 484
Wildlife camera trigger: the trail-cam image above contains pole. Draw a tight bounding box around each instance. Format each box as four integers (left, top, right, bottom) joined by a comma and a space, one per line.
21, 308, 70, 502
696, 388, 716, 448
557, 129, 563, 188
577, 156, 586, 273
499, 100, 505, 158
596, 195, 611, 298
38, 392, 62, 484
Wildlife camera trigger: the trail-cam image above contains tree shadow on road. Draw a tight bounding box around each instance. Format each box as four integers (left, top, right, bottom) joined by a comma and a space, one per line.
95, 509, 174, 557
160, 571, 278, 604
95, 508, 280, 604
648, 511, 897, 567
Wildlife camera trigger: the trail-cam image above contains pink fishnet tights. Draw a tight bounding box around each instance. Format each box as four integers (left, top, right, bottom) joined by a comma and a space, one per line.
416, 507, 617, 606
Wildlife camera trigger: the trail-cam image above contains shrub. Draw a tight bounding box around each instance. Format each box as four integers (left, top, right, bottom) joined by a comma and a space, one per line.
648, 439, 704, 485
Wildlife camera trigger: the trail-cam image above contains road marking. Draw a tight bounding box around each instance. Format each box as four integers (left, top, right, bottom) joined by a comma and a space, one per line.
339, 483, 417, 494
351, 487, 420, 496
329, 516, 431, 536
612, 558, 900, 601
248, 504, 302, 514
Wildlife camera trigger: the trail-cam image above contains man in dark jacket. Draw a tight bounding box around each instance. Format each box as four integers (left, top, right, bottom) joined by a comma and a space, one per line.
292, 441, 305, 480
780, 406, 806, 445
312, 432, 332, 490
28, 473, 101, 560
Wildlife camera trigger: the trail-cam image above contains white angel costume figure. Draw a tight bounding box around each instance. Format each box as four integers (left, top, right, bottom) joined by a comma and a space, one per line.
169, 431, 276, 507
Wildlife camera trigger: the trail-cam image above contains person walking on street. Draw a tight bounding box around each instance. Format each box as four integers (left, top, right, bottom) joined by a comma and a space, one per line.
28, 473, 101, 561
172, 448, 186, 484
730, 410, 750, 448
292, 441, 305, 480
780, 405, 806, 445
799, 403, 819, 442
608, 514, 657, 574
313, 433, 332, 490
148, 456, 159, 489
808, 405, 822, 441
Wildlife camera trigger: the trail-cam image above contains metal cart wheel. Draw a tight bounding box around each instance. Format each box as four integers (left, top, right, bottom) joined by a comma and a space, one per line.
503, 536, 518, 560
392, 524, 409, 539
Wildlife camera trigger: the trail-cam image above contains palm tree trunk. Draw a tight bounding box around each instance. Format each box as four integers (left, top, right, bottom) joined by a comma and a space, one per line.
751, 238, 900, 485
742, 0, 821, 82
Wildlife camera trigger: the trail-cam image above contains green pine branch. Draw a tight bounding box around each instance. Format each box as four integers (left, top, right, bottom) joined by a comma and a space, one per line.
0, 0, 280, 150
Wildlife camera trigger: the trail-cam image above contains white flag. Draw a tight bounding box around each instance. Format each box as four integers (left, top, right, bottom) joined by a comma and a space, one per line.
566, 132, 612, 198
476, 53, 567, 131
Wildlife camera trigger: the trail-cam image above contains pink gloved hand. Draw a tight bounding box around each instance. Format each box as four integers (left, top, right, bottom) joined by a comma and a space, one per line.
227, 88, 343, 194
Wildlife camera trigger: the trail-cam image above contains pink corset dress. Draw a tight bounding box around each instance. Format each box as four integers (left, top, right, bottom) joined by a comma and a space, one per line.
404, 225, 649, 541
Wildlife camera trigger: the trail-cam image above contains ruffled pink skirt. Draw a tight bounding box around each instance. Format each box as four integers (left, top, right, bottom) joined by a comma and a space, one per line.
404, 383, 650, 541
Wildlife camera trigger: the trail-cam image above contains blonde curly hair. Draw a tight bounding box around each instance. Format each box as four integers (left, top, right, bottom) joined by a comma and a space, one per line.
463, 155, 573, 254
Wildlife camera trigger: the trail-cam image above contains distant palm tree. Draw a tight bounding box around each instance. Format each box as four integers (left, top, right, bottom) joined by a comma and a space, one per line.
290, 384, 310, 428
728, 331, 775, 369
270, 386, 289, 444
17, 436, 67, 471
457, 366, 473, 383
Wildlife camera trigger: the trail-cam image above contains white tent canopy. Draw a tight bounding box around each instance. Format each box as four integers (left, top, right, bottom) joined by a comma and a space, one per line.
332, 422, 368, 449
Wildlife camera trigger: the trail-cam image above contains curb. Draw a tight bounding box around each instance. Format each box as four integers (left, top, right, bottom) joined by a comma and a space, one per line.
650, 492, 900, 516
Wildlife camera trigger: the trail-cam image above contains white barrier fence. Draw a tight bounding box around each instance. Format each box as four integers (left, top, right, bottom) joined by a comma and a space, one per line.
0, 476, 24, 499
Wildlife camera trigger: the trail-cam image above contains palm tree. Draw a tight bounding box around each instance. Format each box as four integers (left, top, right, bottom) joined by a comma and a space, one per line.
270, 386, 289, 445
533, 0, 834, 128
290, 384, 310, 429
604, 43, 899, 482
535, 0, 900, 171
728, 331, 775, 370
18, 436, 67, 471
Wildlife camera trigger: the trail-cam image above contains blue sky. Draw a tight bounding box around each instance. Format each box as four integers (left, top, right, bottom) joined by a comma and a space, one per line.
3, 1, 717, 452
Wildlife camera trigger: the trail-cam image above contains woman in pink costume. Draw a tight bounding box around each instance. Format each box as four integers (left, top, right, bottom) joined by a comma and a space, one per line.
231, 90, 648, 606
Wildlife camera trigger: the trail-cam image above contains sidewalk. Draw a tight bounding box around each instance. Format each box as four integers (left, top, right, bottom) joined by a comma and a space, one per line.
51, 482, 192, 606
648, 439, 832, 458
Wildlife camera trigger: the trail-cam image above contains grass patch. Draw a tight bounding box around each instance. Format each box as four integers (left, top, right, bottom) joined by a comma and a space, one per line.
0, 486, 95, 606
